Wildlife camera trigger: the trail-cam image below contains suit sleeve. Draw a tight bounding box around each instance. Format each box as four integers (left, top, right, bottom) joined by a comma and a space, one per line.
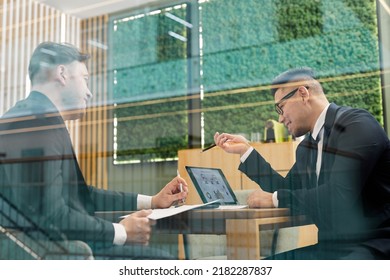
282, 110, 388, 232
239, 110, 388, 235
2, 124, 120, 244
238, 147, 302, 193
88, 185, 138, 212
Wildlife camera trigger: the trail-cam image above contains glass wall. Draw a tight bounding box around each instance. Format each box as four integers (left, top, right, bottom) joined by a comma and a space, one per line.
1, 0, 390, 261
110, 3, 190, 163
201, 0, 382, 143
110, 0, 382, 163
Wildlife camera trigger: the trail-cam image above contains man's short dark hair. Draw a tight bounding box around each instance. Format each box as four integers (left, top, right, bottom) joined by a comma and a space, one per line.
271, 67, 316, 95
28, 42, 90, 83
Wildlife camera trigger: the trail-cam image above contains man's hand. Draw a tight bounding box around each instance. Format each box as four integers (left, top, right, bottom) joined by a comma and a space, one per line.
151, 176, 188, 208
247, 189, 275, 208
214, 132, 251, 156
119, 209, 155, 245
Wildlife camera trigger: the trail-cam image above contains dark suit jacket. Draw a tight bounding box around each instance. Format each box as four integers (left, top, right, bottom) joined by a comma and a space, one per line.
239, 103, 390, 256
0, 91, 137, 245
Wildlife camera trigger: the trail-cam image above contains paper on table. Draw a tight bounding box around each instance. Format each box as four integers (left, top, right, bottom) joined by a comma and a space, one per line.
120, 200, 220, 220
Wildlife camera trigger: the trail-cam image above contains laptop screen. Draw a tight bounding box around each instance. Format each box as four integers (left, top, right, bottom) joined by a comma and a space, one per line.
185, 166, 238, 205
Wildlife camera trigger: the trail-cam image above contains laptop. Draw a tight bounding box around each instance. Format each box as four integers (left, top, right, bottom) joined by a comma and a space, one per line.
185, 166, 248, 209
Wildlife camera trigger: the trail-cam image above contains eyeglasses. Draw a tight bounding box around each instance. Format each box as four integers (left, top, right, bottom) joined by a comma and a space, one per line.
274, 86, 309, 115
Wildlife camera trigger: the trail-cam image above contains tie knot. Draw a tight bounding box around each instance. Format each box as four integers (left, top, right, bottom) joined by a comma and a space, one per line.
307, 134, 319, 148
311, 127, 323, 144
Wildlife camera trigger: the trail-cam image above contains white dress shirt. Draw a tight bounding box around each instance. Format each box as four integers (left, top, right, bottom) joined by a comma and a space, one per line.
241, 104, 330, 208
311, 105, 329, 180
112, 194, 152, 245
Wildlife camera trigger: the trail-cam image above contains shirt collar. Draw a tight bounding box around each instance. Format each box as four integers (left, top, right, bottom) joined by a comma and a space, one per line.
312, 104, 330, 141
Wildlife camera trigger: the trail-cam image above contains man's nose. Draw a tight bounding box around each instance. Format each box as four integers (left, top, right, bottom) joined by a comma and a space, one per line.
278, 114, 284, 123
86, 90, 93, 100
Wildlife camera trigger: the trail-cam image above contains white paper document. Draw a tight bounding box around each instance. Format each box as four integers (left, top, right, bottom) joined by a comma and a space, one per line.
120, 200, 219, 220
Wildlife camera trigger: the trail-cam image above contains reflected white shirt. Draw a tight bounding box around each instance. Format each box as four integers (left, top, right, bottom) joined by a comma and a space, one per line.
112, 194, 152, 245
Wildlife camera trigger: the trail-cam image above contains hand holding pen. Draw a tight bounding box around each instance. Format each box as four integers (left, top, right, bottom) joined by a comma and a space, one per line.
202, 132, 245, 153
177, 169, 186, 204
201, 143, 216, 152
213, 132, 251, 156
151, 175, 188, 208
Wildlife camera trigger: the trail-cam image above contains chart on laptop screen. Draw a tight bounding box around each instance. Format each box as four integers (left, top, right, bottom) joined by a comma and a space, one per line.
186, 166, 236, 204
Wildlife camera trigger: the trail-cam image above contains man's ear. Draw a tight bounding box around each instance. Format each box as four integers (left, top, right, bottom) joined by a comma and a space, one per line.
56, 65, 66, 85
298, 85, 309, 101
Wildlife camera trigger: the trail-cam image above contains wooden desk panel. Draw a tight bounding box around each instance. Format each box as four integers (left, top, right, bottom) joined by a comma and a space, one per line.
226, 221, 318, 259
95, 208, 290, 233
96, 208, 317, 260
226, 217, 291, 259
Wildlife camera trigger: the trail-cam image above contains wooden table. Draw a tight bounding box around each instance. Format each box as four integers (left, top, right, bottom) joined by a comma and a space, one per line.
96, 207, 317, 260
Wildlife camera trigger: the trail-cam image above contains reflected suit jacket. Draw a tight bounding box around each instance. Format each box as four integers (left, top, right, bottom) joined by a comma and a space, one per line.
0, 91, 137, 244
239, 103, 390, 256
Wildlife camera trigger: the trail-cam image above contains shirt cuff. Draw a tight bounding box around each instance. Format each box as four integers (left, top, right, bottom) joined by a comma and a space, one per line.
240, 146, 254, 163
137, 194, 153, 210
272, 191, 279, 208
112, 223, 127, 245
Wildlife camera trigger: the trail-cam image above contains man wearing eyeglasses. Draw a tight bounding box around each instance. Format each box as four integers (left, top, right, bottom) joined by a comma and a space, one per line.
214, 67, 390, 259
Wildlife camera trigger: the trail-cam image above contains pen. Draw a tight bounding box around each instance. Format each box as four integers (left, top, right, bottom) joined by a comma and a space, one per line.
201, 143, 216, 152
177, 169, 185, 204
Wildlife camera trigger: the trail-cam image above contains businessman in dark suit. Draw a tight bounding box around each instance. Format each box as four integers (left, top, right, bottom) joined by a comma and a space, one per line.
0, 42, 188, 259
214, 67, 390, 259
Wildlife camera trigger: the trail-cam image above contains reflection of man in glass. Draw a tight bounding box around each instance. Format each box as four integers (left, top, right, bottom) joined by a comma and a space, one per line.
0, 42, 188, 259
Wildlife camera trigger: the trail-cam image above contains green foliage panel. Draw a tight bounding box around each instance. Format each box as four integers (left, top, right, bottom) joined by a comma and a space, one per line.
111, 6, 189, 161
201, 0, 381, 145
112, 7, 188, 102
115, 99, 188, 162
112, 0, 381, 160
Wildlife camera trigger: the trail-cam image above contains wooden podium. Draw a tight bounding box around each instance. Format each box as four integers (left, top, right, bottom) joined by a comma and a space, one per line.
178, 141, 299, 205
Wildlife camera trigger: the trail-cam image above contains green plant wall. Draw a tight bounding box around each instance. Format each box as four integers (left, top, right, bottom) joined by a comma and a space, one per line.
111, 0, 381, 160
201, 0, 381, 145
112, 6, 189, 162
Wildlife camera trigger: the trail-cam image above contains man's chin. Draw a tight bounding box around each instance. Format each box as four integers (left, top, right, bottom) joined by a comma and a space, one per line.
288, 128, 302, 138
62, 108, 86, 120
287, 127, 295, 137
292, 131, 306, 138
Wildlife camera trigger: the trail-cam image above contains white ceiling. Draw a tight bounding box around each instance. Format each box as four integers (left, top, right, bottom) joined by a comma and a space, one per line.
35, 0, 165, 19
